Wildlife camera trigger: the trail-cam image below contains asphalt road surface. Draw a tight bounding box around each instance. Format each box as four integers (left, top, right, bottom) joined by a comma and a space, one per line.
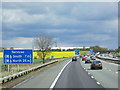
54, 59, 103, 88
13, 57, 119, 89
80, 58, 119, 88
13, 59, 71, 88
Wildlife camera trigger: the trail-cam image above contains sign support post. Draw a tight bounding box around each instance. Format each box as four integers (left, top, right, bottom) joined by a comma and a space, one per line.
8, 65, 10, 72
17, 65, 19, 72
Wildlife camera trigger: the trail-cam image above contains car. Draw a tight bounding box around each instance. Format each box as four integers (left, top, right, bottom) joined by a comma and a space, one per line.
85, 58, 91, 63
91, 57, 96, 60
90, 57, 96, 61
82, 57, 86, 61
72, 57, 77, 61
90, 55, 94, 59
90, 61, 102, 69
80, 55, 83, 58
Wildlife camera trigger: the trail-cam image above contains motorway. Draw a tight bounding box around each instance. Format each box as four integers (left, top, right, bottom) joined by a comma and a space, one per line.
13, 59, 71, 88
13, 57, 119, 88
80, 58, 119, 88
54, 60, 103, 88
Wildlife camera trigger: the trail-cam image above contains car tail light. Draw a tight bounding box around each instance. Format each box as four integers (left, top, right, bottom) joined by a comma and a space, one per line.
100, 64, 102, 66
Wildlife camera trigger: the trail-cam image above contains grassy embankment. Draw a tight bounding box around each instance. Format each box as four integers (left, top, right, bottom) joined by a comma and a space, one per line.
0, 51, 89, 77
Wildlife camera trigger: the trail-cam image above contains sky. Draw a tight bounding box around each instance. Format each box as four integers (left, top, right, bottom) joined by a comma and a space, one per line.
1, 2, 118, 49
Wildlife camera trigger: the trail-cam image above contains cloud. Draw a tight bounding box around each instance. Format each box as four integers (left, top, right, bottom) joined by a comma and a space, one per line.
3, 37, 33, 48
2, 2, 118, 49
2, 0, 119, 2
3, 9, 49, 24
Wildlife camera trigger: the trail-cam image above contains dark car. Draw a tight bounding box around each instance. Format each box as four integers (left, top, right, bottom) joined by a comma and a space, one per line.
80, 55, 83, 58
72, 57, 77, 61
90, 61, 102, 69
85, 58, 91, 63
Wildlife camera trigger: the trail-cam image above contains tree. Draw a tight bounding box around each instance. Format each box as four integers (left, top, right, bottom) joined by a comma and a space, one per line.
90, 45, 108, 53
10, 47, 14, 49
34, 34, 54, 63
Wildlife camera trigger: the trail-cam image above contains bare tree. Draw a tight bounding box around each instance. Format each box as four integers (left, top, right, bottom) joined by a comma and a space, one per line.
34, 34, 54, 63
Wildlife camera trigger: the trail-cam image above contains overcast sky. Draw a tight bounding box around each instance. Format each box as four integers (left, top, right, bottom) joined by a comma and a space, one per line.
2, 2, 118, 49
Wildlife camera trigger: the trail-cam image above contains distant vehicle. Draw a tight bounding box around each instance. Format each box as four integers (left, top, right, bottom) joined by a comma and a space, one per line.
113, 56, 117, 58
90, 57, 96, 63
91, 56, 96, 61
80, 55, 83, 58
91, 57, 96, 60
90, 56, 94, 59
82, 57, 86, 61
72, 57, 77, 61
90, 61, 102, 69
85, 58, 91, 63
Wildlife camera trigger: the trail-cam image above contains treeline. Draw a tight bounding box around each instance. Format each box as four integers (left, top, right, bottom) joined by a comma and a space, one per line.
90, 45, 119, 53
1, 46, 119, 52
50, 48, 90, 51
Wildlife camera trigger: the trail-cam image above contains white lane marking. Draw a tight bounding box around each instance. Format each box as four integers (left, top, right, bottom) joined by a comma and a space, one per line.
88, 73, 90, 75
116, 72, 118, 74
91, 76, 94, 78
96, 82, 101, 85
12, 76, 34, 88
109, 69, 111, 71
50, 60, 71, 89
98, 59, 118, 66
108, 63, 118, 66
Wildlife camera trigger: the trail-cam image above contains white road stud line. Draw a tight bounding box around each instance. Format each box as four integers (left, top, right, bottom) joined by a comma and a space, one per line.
49, 60, 71, 89
91, 76, 94, 78
88, 73, 90, 75
108, 63, 118, 66
96, 82, 101, 85
116, 72, 118, 74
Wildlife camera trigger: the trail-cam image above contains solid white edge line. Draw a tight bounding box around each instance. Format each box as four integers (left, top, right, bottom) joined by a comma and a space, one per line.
49, 60, 71, 89
12, 76, 34, 88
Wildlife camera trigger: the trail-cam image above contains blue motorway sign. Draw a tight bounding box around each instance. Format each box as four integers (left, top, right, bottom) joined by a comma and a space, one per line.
51, 56, 54, 59
75, 49, 80, 55
3, 49, 33, 64
90, 49, 94, 53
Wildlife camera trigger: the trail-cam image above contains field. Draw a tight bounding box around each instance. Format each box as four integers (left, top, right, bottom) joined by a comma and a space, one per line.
0, 51, 89, 59
0, 52, 3, 58
0, 51, 89, 77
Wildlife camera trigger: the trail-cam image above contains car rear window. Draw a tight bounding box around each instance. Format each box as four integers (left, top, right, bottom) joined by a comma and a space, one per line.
95, 61, 101, 63
92, 61, 101, 64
